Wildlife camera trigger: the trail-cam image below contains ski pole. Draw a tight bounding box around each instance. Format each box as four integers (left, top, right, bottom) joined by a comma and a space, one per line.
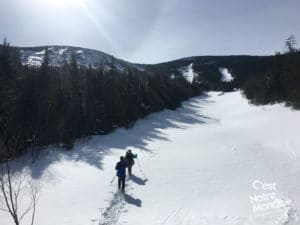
137, 157, 147, 180
110, 175, 116, 185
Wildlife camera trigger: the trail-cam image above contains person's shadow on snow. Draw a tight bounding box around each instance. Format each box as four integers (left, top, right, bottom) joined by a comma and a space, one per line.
130, 174, 148, 185
124, 194, 142, 207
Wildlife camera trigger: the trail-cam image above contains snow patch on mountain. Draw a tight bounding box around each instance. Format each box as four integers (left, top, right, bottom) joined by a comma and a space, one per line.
180, 63, 197, 83
219, 67, 234, 82
35, 50, 46, 55
26, 55, 43, 67
58, 48, 68, 55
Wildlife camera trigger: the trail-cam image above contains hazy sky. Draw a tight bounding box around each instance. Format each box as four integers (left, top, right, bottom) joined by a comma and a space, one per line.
0, 0, 299, 63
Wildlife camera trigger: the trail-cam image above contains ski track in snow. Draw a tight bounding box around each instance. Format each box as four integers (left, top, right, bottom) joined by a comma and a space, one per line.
97, 176, 144, 225
98, 192, 126, 225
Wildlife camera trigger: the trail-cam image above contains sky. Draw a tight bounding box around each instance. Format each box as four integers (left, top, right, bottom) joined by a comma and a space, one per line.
0, 0, 299, 64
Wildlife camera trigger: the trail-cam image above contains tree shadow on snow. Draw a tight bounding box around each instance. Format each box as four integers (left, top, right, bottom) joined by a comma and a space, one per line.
23, 93, 218, 179
124, 193, 142, 207
130, 174, 148, 185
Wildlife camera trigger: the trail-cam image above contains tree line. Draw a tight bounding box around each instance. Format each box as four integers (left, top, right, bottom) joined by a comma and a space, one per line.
0, 39, 200, 160
241, 35, 300, 108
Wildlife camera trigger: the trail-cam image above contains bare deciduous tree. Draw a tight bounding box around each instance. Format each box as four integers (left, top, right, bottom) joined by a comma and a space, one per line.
0, 160, 40, 225
0, 122, 40, 225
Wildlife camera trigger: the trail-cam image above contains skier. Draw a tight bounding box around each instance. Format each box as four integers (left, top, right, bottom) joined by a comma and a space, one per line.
115, 156, 127, 193
125, 149, 137, 176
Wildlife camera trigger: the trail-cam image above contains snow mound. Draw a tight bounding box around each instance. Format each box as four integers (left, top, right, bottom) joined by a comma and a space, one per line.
219, 67, 234, 82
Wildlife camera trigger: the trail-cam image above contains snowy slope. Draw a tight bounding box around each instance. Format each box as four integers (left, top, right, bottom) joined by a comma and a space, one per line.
219, 67, 234, 82
1, 91, 300, 225
18, 46, 144, 71
179, 63, 197, 83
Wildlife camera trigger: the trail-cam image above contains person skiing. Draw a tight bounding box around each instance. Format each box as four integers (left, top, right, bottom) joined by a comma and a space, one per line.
125, 149, 137, 176
115, 156, 127, 193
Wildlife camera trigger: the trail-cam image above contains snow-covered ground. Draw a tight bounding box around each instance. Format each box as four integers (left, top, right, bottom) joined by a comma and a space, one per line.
1, 91, 300, 225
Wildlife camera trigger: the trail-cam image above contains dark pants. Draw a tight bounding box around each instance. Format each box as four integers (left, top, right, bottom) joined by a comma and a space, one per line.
128, 164, 133, 176
118, 176, 125, 193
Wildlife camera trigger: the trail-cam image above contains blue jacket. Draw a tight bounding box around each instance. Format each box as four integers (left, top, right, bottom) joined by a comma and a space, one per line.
115, 160, 127, 178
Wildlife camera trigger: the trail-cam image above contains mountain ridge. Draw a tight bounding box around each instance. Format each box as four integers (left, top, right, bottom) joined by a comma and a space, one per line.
13, 44, 274, 66
13, 45, 275, 89
11, 45, 145, 72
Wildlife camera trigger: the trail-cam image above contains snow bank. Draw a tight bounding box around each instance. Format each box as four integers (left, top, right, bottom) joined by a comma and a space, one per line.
219, 67, 234, 82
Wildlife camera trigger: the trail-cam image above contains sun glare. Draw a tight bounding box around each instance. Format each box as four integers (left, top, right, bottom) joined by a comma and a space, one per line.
40, 0, 115, 50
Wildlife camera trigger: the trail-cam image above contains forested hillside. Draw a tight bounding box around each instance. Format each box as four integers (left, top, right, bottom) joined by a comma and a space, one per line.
0, 40, 200, 160
152, 36, 300, 109
241, 37, 300, 108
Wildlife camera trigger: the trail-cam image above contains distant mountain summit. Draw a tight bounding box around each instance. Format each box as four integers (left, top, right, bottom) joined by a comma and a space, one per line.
16, 45, 144, 72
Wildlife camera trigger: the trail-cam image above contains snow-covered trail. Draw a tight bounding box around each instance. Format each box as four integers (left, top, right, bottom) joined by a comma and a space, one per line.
115, 91, 300, 225
1, 91, 300, 225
